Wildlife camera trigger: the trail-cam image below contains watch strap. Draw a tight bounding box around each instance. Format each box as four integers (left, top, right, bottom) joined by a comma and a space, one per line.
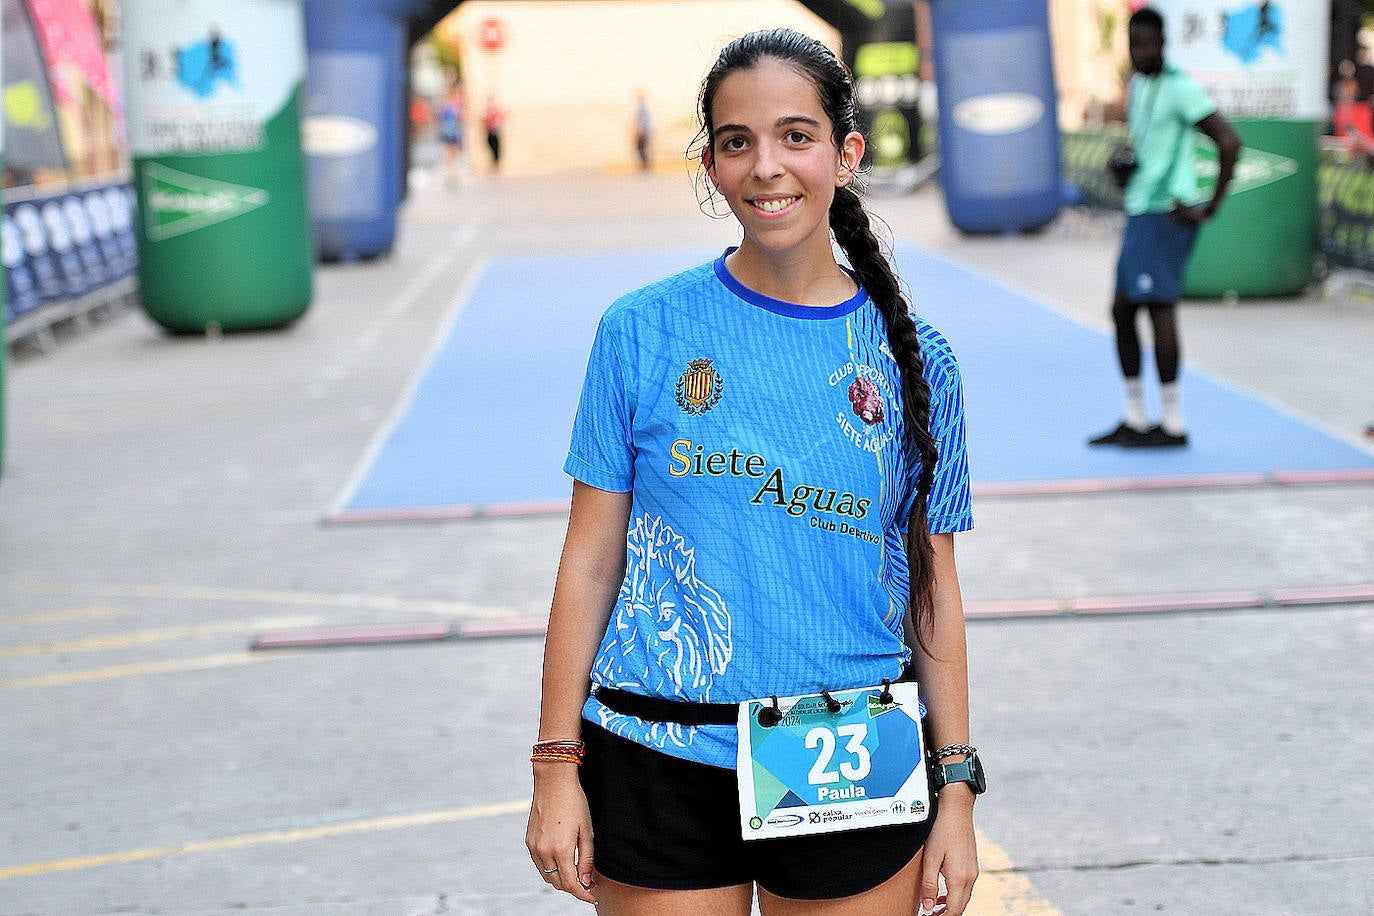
933, 753, 985, 794
934, 758, 974, 789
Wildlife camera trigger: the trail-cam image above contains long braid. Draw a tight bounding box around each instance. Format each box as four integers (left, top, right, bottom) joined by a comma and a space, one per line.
830, 186, 941, 648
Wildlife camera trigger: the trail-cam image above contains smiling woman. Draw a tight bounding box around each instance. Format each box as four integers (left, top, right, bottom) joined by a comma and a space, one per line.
526, 27, 982, 916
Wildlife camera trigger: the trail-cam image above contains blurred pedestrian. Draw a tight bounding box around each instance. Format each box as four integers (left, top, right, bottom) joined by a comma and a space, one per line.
525, 27, 981, 916
410, 93, 434, 135
1355, 46, 1374, 101
439, 81, 466, 187
1090, 6, 1241, 448
1332, 59, 1373, 149
1334, 58, 1361, 102
631, 90, 653, 171
484, 96, 505, 171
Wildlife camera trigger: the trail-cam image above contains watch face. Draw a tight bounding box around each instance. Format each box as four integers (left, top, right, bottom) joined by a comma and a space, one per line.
935, 755, 987, 794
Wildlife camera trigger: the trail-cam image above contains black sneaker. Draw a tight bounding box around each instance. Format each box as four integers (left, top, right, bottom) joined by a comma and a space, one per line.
1088, 422, 1150, 447
1134, 425, 1188, 448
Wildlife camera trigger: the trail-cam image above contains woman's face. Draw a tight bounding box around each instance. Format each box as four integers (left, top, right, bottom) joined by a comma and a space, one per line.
705, 58, 863, 260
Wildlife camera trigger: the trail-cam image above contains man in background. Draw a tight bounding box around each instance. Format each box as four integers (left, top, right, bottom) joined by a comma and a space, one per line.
1090, 6, 1241, 448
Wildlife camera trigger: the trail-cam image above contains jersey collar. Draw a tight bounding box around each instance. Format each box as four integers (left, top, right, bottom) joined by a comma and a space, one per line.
713, 248, 868, 319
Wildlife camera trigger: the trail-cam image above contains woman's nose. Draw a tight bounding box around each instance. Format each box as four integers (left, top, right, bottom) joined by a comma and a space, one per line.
752, 143, 785, 180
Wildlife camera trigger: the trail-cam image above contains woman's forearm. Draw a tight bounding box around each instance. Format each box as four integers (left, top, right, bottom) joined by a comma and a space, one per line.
537, 572, 620, 741
536, 482, 632, 743
907, 532, 971, 752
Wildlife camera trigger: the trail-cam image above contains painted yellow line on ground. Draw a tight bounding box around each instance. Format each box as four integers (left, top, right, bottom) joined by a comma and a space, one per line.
0, 617, 321, 658
20, 584, 515, 619
0, 799, 530, 881
0, 801, 1058, 912
0, 651, 289, 689
1, 606, 123, 627
970, 828, 1061, 915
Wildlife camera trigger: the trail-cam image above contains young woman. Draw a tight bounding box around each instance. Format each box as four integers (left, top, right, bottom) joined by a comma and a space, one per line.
526, 29, 981, 915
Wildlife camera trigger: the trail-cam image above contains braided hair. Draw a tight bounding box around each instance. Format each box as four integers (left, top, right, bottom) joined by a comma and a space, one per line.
696, 29, 943, 648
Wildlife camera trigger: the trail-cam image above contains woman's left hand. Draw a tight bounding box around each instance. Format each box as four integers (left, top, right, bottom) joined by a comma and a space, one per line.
916, 788, 978, 915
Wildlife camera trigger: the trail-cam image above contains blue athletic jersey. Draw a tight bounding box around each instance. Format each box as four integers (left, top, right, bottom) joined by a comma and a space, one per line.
566, 249, 973, 769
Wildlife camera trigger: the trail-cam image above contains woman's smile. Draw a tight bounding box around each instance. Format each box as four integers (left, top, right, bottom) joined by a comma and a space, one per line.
749, 194, 801, 216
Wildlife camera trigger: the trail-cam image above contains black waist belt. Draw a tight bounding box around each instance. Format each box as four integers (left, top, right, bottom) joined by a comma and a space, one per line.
594, 687, 738, 727
596, 667, 915, 729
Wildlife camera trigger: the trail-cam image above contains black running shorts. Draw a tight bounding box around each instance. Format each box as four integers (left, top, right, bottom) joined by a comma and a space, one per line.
578, 721, 936, 900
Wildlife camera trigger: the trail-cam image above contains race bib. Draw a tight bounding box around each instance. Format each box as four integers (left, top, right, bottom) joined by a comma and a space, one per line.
736, 682, 930, 841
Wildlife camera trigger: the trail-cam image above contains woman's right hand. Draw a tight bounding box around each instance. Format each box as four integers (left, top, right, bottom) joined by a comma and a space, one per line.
526, 765, 597, 904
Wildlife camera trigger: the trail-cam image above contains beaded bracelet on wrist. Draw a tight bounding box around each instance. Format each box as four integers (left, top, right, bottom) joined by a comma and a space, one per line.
531, 739, 585, 766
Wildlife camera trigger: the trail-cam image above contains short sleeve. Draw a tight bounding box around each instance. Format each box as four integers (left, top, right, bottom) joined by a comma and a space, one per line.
1174, 72, 1218, 127
564, 314, 635, 492
923, 362, 974, 534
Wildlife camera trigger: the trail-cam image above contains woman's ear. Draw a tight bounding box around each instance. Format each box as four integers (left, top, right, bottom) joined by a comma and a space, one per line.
836, 131, 866, 186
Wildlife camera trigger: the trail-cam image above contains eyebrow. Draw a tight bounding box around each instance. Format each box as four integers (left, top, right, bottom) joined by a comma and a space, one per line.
715, 115, 824, 134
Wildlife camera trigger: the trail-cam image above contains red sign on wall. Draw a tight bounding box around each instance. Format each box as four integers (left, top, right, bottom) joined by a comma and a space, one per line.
479, 18, 505, 51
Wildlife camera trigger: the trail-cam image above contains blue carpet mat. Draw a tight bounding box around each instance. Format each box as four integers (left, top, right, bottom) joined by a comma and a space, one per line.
331, 245, 1374, 519
897, 246, 1374, 489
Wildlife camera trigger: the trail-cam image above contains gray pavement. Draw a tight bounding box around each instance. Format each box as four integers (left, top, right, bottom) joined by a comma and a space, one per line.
1, 169, 1372, 915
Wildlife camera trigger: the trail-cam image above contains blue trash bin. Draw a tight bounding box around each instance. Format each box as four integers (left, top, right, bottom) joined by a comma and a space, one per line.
929, 0, 1060, 232
302, 0, 421, 260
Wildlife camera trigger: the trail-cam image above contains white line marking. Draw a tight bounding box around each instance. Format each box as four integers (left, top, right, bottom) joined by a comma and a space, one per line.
319, 222, 483, 382
327, 251, 493, 519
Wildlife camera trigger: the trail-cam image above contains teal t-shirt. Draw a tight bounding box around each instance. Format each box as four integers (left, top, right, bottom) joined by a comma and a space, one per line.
1123, 65, 1218, 216
565, 250, 974, 769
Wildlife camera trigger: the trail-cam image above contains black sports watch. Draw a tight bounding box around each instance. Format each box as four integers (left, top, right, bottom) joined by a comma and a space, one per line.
932, 751, 986, 795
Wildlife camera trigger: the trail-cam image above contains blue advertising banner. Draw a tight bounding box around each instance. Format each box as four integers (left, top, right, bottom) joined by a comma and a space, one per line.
2, 181, 137, 324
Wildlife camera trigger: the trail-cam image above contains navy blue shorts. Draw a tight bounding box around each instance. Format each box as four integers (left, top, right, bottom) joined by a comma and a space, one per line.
1116, 212, 1200, 303
578, 721, 935, 900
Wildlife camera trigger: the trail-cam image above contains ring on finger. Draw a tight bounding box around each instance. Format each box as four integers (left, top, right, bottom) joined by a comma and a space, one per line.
542, 866, 559, 874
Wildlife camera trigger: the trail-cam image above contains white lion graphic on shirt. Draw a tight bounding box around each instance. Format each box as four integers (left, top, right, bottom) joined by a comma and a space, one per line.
594, 514, 733, 749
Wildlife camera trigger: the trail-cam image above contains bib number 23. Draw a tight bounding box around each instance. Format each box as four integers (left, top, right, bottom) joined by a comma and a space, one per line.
806, 723, 870, 784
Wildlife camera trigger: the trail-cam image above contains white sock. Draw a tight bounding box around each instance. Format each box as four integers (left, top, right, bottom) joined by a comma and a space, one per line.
1160, 382, 1185, 434
1124, 379, 1149, 431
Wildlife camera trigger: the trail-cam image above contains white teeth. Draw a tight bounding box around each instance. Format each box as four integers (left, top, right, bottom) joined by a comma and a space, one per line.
755, 197, 796, 213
